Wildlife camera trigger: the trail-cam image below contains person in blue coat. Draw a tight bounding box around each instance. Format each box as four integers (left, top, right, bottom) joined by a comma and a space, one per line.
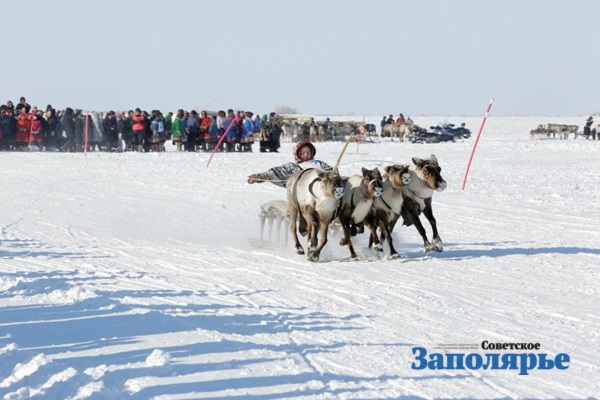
240, 111, 255, 152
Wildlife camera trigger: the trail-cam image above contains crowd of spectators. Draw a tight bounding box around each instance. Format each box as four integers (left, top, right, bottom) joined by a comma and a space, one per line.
0, 97, 283, 153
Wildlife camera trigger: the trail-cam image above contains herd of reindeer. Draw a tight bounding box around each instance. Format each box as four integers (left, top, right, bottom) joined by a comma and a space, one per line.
256, 154, 447, 262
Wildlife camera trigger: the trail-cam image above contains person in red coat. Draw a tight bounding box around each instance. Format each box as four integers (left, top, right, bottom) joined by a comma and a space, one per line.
30, 112, 44, 147
15, 108, 31, 146
199, 111, 212, 151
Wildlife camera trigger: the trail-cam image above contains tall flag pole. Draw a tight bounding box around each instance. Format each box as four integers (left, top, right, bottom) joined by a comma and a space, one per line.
461, 98, 494, 190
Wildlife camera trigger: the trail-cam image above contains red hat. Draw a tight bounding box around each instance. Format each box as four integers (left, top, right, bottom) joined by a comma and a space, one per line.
294, 141, 316, 161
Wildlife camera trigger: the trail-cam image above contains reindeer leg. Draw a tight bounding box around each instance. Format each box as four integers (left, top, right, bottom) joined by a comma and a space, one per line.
338, 217, 359, 259
423, 201, 442, 252
307, 212, 319, 253
365, 216, 383, 252
310, 221, 330, 262
288, 203, 304, 255
379, 219, 399, 259
338, 216, 351, 246
355, 222, 364, 234
412, 213, 435, 253
367, 221, 383, 251
388, 214, 400, 234
347, 237, 359, 259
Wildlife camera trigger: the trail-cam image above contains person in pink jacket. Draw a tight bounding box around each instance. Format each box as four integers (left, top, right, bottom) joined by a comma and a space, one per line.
30, 112, 44, 147
131, 108, 145, 151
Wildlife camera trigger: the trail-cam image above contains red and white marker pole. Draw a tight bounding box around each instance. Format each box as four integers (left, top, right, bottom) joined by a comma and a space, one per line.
206, 117, 239, 167
461, 98, 494, 190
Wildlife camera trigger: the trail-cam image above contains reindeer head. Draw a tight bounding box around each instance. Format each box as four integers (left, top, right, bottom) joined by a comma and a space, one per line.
384, 164, 411, 188
412, 154, 447, 191
317, 170, 344, 199
361, 167, 384, 197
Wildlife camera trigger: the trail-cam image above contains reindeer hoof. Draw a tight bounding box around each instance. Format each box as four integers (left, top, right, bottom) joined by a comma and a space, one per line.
389, 253, 400, 259
424, 244, 436, 253
307, 251, 320, 262
432, 239, 443, 252
374, 244, 383, 252
295, 246, 305, 255
339, 238, 349, 246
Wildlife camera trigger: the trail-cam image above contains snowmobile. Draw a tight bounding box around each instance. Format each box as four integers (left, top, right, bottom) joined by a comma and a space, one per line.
435, 123, 471, 139
410, 125, 455, 144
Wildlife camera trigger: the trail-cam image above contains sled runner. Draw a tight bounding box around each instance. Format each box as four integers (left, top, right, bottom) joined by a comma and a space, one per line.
258, 200, 290, 245
249, 199, 344, 250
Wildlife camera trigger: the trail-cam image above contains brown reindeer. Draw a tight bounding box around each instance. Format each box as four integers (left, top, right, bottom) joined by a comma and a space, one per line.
287, 168, 344, 262
391, 154, 447, 253
338, 167, 384, 259
382, 121, 414, 142
365, 164, 412, 258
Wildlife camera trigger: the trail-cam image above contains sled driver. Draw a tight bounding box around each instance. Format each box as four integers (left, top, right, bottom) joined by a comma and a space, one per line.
247, 141, 331, 188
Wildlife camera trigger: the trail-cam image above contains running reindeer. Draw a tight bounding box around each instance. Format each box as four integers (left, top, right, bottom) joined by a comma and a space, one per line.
287, 168, 344, 262
392, 154, 447, 253
338, 167, 384, 259
365, 164, 412, 259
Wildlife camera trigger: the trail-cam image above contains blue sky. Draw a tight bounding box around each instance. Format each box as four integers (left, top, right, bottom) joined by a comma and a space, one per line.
3, 0, 598, 116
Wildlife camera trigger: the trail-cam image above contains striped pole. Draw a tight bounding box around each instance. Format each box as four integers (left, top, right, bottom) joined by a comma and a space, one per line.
461, 98, 494, 190
206, 116, 239, 167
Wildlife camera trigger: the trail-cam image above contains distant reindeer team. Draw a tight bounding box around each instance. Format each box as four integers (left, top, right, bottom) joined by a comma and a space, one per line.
286, 154, 447, 262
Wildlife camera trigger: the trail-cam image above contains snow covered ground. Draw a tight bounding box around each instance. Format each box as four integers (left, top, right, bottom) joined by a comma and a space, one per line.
1, 115, 598, 399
